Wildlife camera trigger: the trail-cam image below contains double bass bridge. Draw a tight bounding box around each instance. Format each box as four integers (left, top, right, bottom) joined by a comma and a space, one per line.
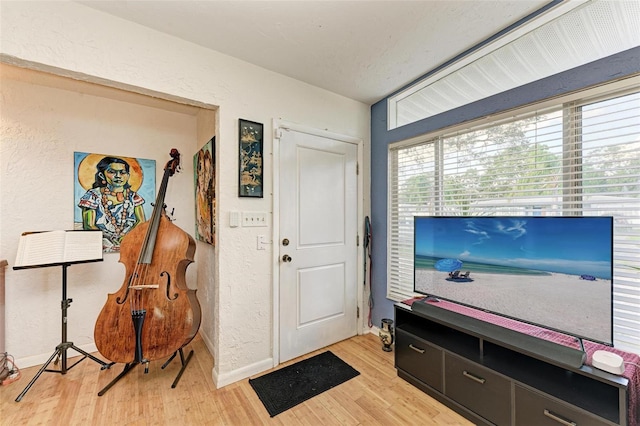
129, 284, 160, 290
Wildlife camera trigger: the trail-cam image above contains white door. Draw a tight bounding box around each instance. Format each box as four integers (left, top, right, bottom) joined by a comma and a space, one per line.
278, 126, 359, 362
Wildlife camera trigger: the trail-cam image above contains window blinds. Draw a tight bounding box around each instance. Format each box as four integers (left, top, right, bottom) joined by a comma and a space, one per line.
388, 88, 640, 354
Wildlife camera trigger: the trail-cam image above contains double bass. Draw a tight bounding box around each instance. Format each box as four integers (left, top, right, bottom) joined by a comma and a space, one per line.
94, 149, 201, 365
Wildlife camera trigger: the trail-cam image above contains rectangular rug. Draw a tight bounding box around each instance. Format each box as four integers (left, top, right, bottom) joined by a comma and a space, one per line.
248, 350, 360, 417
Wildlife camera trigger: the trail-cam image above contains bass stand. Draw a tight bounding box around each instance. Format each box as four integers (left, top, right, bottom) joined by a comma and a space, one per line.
161, 346, 195, 388
97, 346, 195, 396
97, 361, 141, 396
15, 262, 112, 402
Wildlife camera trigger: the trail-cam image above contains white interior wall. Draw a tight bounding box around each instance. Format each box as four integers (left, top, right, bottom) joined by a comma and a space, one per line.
0, 63, 202, 365
0, 1, 370, 387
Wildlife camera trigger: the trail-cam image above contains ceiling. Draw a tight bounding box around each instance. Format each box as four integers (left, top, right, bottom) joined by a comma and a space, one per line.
77, 0, 551, 105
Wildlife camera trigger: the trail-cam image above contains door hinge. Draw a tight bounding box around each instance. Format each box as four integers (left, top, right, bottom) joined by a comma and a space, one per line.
357, 306, 360, 318
357, 234, 360, 246
274, 128, 283, 139
356, 162, 359, 175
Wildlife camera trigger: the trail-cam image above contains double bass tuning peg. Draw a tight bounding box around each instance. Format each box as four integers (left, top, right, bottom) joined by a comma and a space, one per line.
152, 202, 176, 221
163, 206, 176, 221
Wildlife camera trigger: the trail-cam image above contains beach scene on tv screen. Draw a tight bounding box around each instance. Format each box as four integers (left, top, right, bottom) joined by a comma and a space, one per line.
414, 216, 613, 344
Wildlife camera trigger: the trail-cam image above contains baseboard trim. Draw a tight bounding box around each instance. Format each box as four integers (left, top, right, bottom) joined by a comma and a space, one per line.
213, 357, 274, 389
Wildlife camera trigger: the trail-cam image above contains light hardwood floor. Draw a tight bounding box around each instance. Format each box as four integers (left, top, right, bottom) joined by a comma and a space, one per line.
0, 333, 473, 425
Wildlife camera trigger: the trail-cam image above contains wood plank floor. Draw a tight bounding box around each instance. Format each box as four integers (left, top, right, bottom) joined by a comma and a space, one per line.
0, 333, 473, 425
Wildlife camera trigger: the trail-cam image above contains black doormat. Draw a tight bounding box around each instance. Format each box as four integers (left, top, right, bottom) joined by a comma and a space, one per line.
248, 350, 360, 417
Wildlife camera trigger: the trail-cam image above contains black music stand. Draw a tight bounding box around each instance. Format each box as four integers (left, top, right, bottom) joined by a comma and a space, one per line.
12, 231, 112, 402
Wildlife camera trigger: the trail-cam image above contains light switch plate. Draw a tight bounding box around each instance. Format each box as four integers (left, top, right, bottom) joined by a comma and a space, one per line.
230, 211, 240, 228
242, 211, 267, 227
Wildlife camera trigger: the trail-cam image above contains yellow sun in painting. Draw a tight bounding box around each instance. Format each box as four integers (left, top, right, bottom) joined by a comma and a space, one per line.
77, 153, 144, 191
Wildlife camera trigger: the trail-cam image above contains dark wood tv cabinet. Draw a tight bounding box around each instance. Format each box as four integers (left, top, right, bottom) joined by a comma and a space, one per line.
394, 302, 629, 426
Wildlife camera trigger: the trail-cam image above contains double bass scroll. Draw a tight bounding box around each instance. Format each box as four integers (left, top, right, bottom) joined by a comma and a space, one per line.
94, 149, 201, 365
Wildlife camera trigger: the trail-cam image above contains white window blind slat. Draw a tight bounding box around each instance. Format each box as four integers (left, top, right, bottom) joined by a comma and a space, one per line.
388, 88, 640, 354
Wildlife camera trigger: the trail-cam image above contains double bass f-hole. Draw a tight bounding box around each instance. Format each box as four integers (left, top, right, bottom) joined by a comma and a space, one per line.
161, 271, 178, 300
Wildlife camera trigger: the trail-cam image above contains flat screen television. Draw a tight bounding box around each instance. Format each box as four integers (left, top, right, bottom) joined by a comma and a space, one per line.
413, 216, 614, 345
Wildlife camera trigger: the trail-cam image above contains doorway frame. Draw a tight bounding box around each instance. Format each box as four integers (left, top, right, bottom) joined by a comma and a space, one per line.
272, 118, 365, 367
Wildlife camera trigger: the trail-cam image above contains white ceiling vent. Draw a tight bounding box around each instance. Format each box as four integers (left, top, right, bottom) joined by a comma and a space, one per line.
389, 0, 640, 129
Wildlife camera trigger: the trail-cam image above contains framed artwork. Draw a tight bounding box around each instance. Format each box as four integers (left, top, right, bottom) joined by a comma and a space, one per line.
239, 119, 264, 198
74, 152, 156, 253
194, 136, 216, 245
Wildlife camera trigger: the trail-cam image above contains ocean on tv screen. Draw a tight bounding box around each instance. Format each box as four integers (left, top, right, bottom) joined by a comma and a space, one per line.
414, 216, 613, 344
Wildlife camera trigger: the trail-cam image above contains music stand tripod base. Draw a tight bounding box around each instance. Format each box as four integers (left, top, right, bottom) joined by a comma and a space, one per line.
14, 261, 111, 402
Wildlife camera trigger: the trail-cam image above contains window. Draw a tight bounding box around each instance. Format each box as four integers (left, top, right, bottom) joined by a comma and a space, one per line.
388, 87, 640, 354
388, 0, 640, 129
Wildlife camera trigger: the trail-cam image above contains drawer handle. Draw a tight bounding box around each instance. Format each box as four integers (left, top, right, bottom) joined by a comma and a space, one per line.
543, 409, 577, 426
408, 344, 425, 354
462, 370, 486, 384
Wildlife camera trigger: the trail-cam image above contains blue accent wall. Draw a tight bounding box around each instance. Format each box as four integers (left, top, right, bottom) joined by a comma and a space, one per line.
369, 46, 640, 327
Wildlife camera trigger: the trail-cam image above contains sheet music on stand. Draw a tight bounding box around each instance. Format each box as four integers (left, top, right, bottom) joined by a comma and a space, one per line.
14, 230, 103, 269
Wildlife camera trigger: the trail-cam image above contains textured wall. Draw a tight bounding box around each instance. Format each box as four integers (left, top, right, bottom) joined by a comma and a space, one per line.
0, 1, 370, 387
0, 64, 200, 366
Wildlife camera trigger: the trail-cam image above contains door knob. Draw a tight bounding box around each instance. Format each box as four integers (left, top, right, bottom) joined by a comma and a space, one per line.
282, 238, 290, 246
282, 254, 292, 262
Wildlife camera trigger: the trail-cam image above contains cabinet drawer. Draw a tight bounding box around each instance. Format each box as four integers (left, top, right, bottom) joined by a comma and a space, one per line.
515, 385, 608, 426
395, 329, 443, 392
445, 353, 511, 426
